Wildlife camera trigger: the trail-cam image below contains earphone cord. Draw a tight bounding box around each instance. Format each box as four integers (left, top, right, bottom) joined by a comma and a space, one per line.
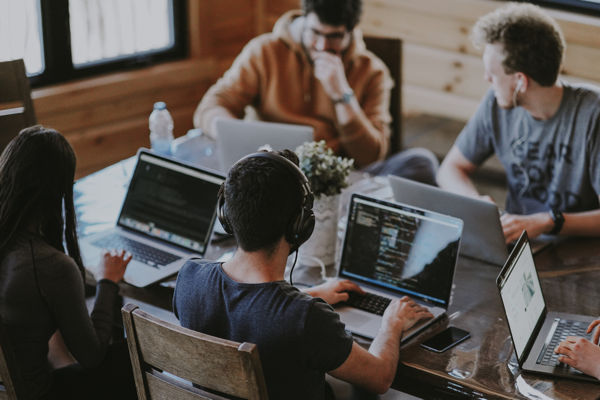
289, 250, 299, 287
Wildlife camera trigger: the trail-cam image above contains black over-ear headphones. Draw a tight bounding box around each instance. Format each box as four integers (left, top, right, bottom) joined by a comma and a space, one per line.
217, 152, 315, 254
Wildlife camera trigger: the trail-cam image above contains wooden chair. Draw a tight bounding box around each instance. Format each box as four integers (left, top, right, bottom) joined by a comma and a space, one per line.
0, 313, 23, 399
0, 59, 37, 154
122, 303, 269, 400
364, 36, 402, 156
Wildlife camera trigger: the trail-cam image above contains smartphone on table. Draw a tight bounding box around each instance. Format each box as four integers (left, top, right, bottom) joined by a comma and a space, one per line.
421, 327, 470, 353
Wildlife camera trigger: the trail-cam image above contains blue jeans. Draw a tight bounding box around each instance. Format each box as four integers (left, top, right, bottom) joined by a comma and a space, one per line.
363, 147, 439, 186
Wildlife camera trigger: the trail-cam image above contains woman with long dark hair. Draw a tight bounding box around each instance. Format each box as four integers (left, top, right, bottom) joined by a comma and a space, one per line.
0, 126, 136, 399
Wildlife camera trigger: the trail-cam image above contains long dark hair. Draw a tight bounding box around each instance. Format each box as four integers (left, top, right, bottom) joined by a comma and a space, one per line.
0, 126, 84, 277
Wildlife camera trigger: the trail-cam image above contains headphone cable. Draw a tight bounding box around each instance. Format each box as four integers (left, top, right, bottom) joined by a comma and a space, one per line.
289, 250, 299, 286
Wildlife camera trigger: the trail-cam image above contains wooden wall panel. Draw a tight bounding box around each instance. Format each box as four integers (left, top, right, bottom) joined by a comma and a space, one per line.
360, 0, 600, 119
33, 59, 216, 178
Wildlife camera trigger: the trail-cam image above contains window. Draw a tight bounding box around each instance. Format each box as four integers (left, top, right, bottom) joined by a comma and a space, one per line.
0, 0, 187, 87
523, 0, 600, 16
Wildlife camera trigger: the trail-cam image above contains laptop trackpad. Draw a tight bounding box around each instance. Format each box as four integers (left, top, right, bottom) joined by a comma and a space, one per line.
342, 311, 374, 328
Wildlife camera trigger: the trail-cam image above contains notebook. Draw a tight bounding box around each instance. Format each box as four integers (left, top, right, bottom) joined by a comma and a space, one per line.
80, 149, 225, 287
389, 175, 508, 266
496, 231, 597, 381
334, 194, 463, 341
215, 119, 314, 172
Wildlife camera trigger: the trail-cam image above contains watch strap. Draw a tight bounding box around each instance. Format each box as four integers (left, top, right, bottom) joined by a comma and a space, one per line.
549, 209, 564, 235
332, 89, 354, 104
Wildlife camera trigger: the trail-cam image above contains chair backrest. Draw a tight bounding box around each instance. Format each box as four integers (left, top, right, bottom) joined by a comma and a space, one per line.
363, 36, 402, 156
0, 59, 37, 154
0, 313, 22, 399
122, 303, 269, 400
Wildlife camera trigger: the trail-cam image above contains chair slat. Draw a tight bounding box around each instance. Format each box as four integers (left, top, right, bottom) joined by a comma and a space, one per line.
122, 303, 269, 400
145, 371, 227, 400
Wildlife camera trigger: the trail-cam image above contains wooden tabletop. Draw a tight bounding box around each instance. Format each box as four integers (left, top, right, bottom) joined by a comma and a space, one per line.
391, 241, 600, 399
75, 136, 600, 399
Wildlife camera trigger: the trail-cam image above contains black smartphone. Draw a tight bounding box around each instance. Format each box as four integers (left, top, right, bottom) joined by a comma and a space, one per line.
420, 327, 470, 353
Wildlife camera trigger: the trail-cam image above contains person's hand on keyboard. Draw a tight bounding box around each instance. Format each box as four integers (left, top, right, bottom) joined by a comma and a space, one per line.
95, 249, 132, 283
588, 319, 600, 345
303, 279, 365, 305
384, 296, 434, 333
554, 324, 600, 379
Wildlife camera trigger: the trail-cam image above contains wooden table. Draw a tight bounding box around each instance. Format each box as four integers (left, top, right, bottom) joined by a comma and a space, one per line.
391, 243, 600, 399
74, 135, 600, 399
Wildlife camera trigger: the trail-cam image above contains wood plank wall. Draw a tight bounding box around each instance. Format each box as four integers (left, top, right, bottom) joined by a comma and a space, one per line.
29, 0, 600, 177
361, 0, 600, 120
262, 0, 600, 121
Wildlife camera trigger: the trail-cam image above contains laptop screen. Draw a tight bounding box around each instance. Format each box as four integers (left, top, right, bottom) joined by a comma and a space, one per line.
497, 235, 546, 361
339, 194, 463, 307
117, 152, 224, 254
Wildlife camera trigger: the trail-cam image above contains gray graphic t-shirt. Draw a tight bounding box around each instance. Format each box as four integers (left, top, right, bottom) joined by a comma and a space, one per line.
456, 83, 600, 215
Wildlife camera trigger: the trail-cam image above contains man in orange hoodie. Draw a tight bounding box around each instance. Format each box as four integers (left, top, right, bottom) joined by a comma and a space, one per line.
194, 0, 438, 184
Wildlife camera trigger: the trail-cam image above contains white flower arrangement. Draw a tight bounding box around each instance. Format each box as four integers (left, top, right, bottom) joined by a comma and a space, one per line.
296, 140, 354, 198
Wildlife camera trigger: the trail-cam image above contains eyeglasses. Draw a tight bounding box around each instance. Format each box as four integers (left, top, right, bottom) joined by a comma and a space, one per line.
304, 27, 349, 47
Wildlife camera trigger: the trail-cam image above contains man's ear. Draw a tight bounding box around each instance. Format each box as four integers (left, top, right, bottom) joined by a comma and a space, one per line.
515, 73, 529, 93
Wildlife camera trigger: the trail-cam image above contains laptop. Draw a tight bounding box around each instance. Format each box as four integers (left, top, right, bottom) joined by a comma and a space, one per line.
334, 193, 463, 342
215, 119, 313, 172
389, 175, 508, 266
80, 149, 225, 287
496, 231, 597, 381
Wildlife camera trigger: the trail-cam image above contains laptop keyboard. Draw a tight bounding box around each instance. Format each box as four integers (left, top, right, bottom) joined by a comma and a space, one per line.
537, 319, 592, 369
345, 292, 391, 316
91, 234, 181, 268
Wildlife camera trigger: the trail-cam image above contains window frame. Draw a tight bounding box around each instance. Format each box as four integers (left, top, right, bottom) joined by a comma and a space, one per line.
30, 0, 188, 88
525, 0, 600, 17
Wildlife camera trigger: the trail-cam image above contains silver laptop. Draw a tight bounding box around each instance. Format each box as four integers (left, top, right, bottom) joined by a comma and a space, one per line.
215, 119, 313, 172
497, 231, 597, 381
80, 149, 225, 287
334, 194, 463, 342
389, 175, 508, 266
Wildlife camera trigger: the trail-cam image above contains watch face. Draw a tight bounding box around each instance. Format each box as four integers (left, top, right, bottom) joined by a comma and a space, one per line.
342, 92, 353, 103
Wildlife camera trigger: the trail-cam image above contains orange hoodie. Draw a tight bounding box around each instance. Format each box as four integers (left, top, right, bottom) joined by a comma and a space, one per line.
194, 10, 393, 168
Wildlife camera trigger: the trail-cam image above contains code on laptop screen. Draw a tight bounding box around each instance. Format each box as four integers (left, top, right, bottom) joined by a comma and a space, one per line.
118, 154, 224, 253
339, 195, 462, 306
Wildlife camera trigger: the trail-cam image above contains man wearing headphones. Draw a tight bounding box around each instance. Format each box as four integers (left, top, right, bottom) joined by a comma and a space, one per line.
173, 150, 433, 399
437, 3, 600, 244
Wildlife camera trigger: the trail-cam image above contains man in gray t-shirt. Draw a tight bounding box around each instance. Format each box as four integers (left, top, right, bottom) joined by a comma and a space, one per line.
437, 3, 600, 244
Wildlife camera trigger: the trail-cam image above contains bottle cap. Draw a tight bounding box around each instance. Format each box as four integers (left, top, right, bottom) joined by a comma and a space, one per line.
153, 102, 167, 110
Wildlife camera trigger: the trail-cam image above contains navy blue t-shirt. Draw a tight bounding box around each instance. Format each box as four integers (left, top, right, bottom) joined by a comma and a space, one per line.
173, 260, 353, 400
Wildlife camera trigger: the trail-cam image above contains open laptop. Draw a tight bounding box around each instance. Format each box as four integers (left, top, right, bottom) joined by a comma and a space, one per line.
496, 231, 597, 381
389, 175, 508, 266
80, 149, 225, 287
215, 119, 313, 172
334, 193, 463, 342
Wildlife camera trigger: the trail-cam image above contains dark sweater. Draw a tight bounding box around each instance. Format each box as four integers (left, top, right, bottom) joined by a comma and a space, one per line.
0, 234, 119, 400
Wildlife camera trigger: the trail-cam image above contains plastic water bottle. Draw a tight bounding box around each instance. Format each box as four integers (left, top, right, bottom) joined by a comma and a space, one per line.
149, 102, 174, 156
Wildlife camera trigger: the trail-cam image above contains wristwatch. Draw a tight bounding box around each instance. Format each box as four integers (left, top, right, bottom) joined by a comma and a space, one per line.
332, 88, 354, 104
549, 209, 564, 235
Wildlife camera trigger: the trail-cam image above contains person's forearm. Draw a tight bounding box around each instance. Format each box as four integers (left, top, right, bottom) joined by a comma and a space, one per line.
193, 105, 236, 139
559, 209, 600, 236
436, 161, 480, 198
363, 320, 403, 392
335, 99, 388, 168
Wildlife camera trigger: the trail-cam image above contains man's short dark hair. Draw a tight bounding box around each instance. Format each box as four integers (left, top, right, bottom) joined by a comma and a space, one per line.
301, 0, 363, 31
472, 2, 565, 87
224, 149, 303, 255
